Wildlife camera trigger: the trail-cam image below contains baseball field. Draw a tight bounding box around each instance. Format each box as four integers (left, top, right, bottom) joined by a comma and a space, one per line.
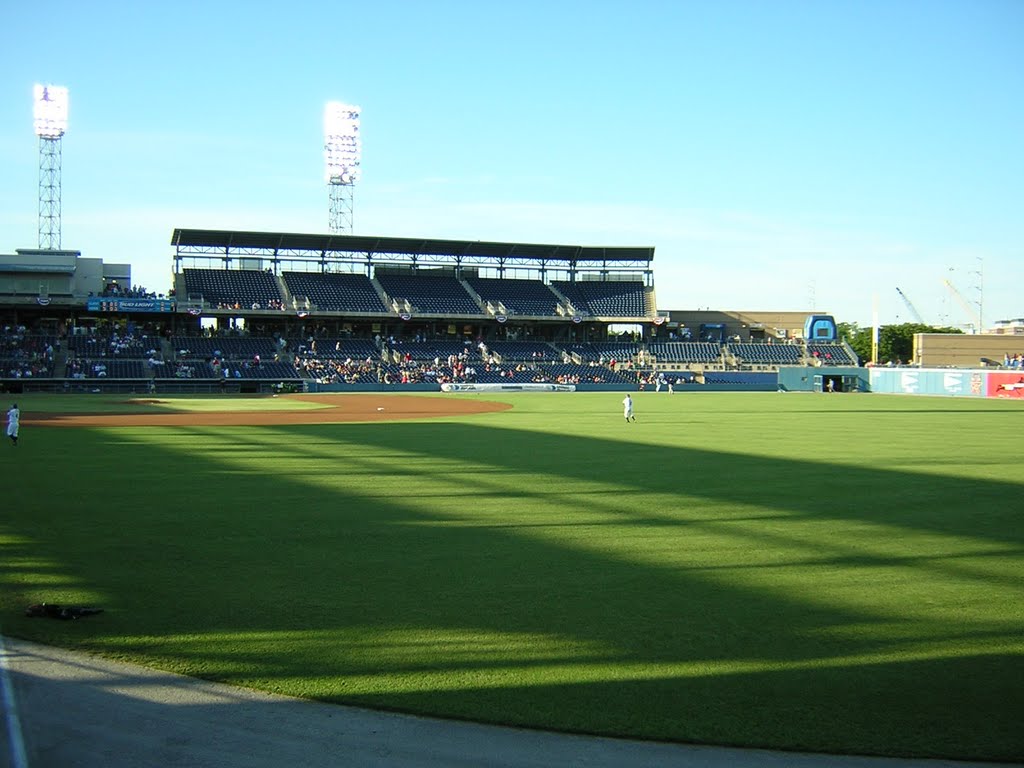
1, 390, 1022, 761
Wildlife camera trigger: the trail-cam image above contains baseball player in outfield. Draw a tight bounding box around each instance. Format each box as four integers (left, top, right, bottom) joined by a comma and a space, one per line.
622, 394, 636, 423
7, 402, 19, 446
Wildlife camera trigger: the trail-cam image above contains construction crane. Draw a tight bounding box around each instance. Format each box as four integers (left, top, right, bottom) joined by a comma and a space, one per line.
895, 287, 926, 324
942, 279, 980, 333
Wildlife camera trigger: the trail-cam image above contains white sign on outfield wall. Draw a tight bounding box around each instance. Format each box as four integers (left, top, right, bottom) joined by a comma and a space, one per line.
869, 368, 986, 397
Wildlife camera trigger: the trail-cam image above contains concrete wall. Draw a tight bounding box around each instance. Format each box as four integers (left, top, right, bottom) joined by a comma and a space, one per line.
913, 333, 1023, 368
777, 366, 867, 392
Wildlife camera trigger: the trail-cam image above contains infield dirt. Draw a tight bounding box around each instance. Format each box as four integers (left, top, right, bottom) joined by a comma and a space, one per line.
23, 393, 511, 427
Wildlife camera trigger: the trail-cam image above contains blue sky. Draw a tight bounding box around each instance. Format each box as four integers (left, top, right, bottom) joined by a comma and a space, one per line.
1, 0, 1021, 328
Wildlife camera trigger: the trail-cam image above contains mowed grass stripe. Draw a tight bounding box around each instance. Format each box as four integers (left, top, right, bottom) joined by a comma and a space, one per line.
1, 392, 1022, 760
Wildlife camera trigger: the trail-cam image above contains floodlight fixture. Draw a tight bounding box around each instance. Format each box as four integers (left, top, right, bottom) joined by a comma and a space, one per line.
324, 101, 361, 184
34, 84, 69, 138
324, 101, 361, 233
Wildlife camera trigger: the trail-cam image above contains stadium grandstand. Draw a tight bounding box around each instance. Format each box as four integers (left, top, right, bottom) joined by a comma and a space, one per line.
0, 228, 858, 393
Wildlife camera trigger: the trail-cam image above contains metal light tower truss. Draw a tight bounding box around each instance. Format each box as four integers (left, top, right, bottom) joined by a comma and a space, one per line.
895, 286, 926, 325
943, 278, 981, 333
34, 84, 69, 250
324, 102, 361, 234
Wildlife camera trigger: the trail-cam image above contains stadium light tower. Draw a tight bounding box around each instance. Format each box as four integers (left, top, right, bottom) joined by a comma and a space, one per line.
34, 84, 69, 250
324, 101, 361, 234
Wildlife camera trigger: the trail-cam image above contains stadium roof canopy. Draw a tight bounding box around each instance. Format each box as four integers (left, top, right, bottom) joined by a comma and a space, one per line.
171, 229, 654, 265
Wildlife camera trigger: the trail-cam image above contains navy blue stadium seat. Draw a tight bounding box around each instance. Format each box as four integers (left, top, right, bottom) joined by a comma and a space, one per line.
182, 268, 284, 309
465, 277, 561, 316
551, 280, 649, 317
282, 272, 388, 313
376, 273, 482, 315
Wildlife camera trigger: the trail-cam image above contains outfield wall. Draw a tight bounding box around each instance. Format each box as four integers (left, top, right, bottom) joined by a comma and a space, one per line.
868, 368, 1024, 399
777, 366, 1024, 399
777, 366, 867, 393
869, 368, 1024, 399
869, 368, 984, 397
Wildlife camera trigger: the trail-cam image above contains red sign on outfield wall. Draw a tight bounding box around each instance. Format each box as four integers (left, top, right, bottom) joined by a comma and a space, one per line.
987, 371, 1024, 399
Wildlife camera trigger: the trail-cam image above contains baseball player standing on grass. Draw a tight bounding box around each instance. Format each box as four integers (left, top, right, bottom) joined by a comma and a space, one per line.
7, 402, 19, 446
622, 394, 636, 423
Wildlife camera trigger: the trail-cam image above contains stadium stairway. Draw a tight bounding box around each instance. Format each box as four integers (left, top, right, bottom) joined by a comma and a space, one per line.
369, 277, 393, 313
547, 283, 579, 317
277, 275, 295, 309
459, 278, 488, 314
160, 337, 175, 363
52, 344, 69, 378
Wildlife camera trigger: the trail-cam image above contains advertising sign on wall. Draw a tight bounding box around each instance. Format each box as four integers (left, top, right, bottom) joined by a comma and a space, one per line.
987, 371, 1024, 399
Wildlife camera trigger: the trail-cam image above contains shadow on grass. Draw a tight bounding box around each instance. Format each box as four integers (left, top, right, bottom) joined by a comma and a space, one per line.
1, 421, 1022, 760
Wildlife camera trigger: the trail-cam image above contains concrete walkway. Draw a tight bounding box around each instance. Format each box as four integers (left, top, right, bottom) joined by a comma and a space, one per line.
1, 637, 1018, 768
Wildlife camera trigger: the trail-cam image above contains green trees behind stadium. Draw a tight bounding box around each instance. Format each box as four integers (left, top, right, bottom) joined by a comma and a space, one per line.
838, 322, 963, 365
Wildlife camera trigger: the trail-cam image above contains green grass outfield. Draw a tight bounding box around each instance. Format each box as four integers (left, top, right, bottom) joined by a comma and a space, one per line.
2, 391, 1023, 761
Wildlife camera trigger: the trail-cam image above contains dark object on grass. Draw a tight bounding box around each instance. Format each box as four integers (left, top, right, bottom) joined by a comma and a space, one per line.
25, 603, 103, 620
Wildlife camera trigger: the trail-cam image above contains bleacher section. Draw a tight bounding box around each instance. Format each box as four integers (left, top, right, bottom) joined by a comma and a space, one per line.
165, 361, 218, 380
387, 340, 477, 362
288, 338, 379, 360
162, 335, 300, 381
67, 359, 150, 379
465, 277, 561, 316
61, 331, 162, 381
282, 272, 388, 313
170, 336, 280, 360
66, 334, 159, 359
729, 343, 802, 365
808, 342, 858, 365
1, 332, 58, 378
183, 268, 285, 309
482, 341, 557, 361
376, 273, 481, 315
563, 342, 640, 362
479, 363, 631, 385
0, 325, 859, 392
1, 359, 55, 378
295, 356, 380, 385
648, 342, 722, 364
551, 280, 648, 317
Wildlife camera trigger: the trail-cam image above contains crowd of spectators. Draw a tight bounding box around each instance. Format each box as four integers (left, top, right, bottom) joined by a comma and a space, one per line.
171, 361, 209, 378
1, 325, 56, 378
66, 359, 106, 378
5, 360, 51, 378
294, 356, 379, 385
0, 321, 936, 387
99, 282, 160, 299
1003, 352, 1023, 368
213, 298, 289, 310
634, 370, 691, 389
213, 355, 265, 379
